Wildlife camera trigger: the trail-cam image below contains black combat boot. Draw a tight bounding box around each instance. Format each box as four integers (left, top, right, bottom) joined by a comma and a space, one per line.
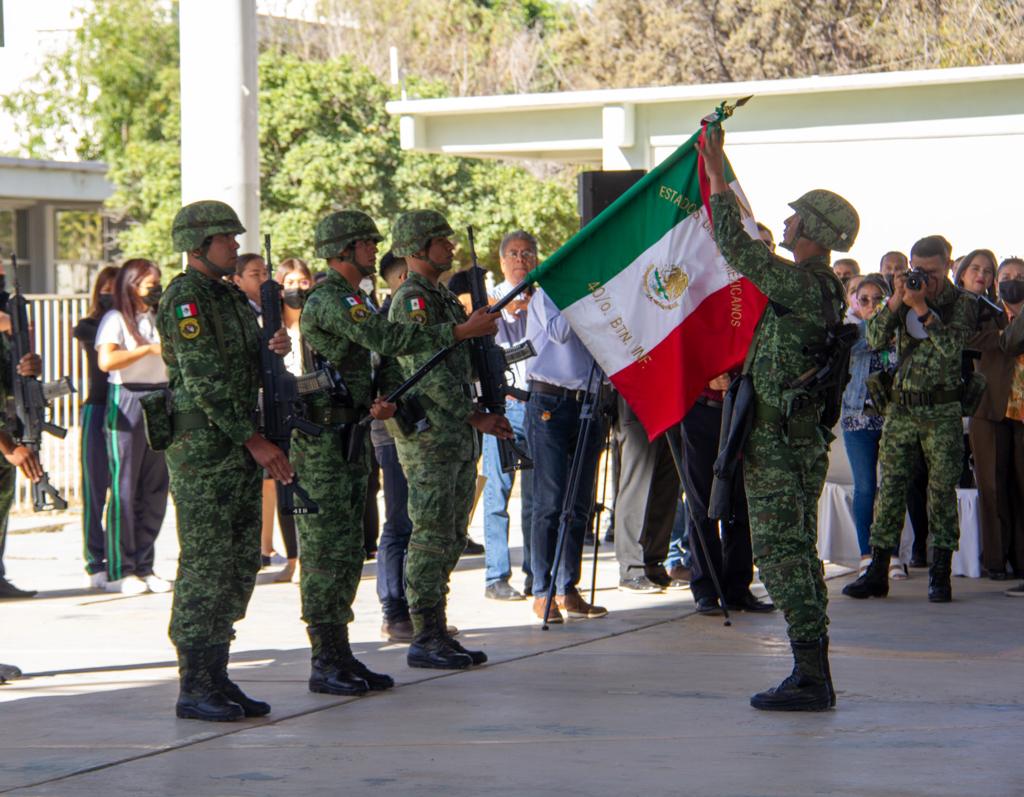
307, 625, 369, 696
407, 607, 473, 670
841, 547, 891, 599
439, 601, 487, 665
750, 638, 833, 712
928, 548, 953, 603
208, 643, 271, 717
335, 624, 394, 691
175, 648, 244, 722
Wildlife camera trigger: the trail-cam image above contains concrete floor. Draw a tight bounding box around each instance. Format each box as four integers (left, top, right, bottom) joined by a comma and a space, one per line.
1, 505, 1023, 796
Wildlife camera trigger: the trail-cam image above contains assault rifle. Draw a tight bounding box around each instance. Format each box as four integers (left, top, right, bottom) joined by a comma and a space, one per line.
259, 236, 332, 515
465, 226, 535, 473
8, 257, 74, 511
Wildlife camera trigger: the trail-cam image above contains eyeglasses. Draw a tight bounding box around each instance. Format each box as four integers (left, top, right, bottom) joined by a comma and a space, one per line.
503, 250, 536, 261
857, 295, 884, 307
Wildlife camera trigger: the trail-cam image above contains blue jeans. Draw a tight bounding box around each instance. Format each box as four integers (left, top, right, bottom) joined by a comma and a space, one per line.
843, 427, 882, 556
664, 496, 692, 569
482, 399, 533, 586
374, 443, 413, 621
526, 390, 606, 596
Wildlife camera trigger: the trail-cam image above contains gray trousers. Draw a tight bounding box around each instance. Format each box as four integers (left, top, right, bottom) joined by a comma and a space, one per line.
612, 395, 679, 580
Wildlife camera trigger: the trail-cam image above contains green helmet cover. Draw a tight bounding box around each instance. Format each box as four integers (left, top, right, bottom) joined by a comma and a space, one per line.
390, 210, 454, 257
788, 189, 859, 252
314, 210, 383, 259
171, 200, 245, 252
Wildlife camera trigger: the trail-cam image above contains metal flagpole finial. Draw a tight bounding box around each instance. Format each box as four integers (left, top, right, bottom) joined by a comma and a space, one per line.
702, 95, 753, 127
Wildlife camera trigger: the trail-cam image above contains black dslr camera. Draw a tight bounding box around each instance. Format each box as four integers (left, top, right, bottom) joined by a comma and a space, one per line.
905, 270, 931, 291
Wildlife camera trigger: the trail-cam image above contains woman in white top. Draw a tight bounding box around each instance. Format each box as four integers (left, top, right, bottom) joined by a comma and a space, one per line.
96, 259, 171, 595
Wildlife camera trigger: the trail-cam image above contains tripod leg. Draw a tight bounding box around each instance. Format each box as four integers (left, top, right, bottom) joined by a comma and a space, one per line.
666, 431, 732, 627
589, 425, 612, 605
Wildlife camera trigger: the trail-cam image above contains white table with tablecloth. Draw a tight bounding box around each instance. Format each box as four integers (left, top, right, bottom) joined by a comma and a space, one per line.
816, 428, 982, 577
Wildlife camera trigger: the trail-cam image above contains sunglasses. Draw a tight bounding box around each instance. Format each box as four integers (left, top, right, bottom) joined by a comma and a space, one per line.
857, 295, 884, 307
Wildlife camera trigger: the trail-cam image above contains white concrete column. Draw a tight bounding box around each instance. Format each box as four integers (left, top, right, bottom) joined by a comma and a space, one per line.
601, 104, 636, 170
178, 0, 260, 253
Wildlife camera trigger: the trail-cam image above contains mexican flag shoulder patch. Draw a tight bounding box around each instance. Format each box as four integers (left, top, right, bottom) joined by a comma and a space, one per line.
175, 302, 198, 319
408, 297, 425, 311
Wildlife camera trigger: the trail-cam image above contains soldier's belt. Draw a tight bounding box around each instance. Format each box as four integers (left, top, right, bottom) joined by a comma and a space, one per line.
171, 411, 212, 432
309, 405, 362, 425
896, 388, 961, 408
753, 401, 783, 423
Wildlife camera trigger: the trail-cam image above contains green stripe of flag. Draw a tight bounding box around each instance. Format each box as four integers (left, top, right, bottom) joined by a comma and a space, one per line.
528, 125, 735, 309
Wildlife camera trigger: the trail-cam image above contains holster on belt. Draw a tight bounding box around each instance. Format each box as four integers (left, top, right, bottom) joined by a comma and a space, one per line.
140, 388, 173, 451
310, 404, 367, 463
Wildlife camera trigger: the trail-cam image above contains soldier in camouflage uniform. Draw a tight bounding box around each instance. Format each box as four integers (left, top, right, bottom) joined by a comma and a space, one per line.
844, 235, 977, 603
160, 200, 294, 722
698, 127, 855, 712
294, 210, 498, 694
388, 210, 513, 669
0, 331, 44, 600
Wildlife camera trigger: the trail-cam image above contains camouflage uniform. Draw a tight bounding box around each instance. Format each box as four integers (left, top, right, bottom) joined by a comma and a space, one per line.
0, 333, 17, 587
866, 281, 976, 552
388, 270, 478, 612
158, 265, 263, 648
710, 190, 846, 643
295, 268, 456, 628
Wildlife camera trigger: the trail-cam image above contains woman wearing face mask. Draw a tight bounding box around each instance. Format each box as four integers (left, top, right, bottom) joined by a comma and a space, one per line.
967, 257, 1024, 584
95, 259, 171, 595
73, 266, 120, 589
841, 274, 902, 577
257, 257, 313, 580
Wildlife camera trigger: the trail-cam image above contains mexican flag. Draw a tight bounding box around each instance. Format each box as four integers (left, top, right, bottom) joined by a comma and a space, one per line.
526, 112, 768, 440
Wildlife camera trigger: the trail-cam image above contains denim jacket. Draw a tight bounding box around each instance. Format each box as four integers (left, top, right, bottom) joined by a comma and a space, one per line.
842, 318, 895, 420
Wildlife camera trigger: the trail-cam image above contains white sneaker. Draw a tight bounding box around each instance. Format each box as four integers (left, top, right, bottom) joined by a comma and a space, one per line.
889, 556, 908, 581
105, 576, 148, 595
143, 574, 172, 593
87, 571, 109, 590
858, 555, 871, 577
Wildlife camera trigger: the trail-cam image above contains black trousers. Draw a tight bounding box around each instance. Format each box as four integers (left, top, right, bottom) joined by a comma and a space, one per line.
680, 400, 753, 603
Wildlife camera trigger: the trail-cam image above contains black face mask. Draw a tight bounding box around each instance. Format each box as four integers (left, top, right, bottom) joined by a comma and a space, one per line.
0, 275, 6, 293
283, 288, 307, 309
999, 279, 1024, 305
141, 285, 163, 308
99, 294, 114, 312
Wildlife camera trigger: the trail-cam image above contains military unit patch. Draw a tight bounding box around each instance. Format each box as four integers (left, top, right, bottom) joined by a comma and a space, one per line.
175, 302, 199, 319
408, 296, 427, 325
178, 317, 201, 339
344, 295, 370, 322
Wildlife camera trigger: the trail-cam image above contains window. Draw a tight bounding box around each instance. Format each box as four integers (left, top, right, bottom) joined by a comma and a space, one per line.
55, 208, 105, 295
0, 209, 14, 259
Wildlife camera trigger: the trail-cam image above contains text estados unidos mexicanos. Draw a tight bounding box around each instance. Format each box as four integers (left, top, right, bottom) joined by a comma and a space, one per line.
588, 282, 651, 365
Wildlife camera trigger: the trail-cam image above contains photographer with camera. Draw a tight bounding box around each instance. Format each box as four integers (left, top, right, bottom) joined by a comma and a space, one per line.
844, 235, 979, 603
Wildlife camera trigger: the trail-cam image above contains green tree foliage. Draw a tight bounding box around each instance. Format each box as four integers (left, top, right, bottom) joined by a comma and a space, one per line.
4, 0, 576, 272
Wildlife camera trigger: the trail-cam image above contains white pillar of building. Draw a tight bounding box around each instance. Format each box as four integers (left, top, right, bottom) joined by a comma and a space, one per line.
178, 0, 260, 253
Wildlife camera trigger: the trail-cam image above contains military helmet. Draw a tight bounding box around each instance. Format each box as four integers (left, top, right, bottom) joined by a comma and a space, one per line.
390, 210, 454, 257
314, 210, 383, 259
171, 200, 245, 252
788, 189, 859, 252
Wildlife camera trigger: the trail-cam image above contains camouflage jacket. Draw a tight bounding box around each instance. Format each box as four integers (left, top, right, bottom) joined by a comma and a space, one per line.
710, 190, 845, 412
156, 267, 261, 446
299, 269, 456, 412
866, 279, 976, 396
388, 270, 477, 463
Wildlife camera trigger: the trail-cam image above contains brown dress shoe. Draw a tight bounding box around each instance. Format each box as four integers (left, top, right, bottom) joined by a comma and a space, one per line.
558, 587, 608, 619
532, 596, 563, 623
381, 618, 415, 642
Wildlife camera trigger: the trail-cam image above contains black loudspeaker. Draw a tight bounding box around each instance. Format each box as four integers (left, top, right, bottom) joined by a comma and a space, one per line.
577, 170, 646, 227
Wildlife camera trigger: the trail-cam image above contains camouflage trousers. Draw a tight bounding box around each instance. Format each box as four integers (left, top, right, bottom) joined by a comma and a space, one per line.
167, 432, 261, 648
870, 406, 962, 551
0, 461, 15, 579
401, 458, 476, 612
292, 430, 368, 627
743, 423, 830, 641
